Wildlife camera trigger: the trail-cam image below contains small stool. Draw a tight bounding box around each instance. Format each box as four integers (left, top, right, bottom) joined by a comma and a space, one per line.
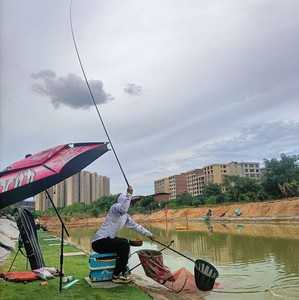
89, 252, 118, 282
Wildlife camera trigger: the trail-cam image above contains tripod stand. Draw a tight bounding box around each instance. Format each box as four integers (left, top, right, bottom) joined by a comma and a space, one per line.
8, 236, 29, 272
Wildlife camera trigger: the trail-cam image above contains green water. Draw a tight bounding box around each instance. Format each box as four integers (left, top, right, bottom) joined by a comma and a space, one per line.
56, 221, 299, 299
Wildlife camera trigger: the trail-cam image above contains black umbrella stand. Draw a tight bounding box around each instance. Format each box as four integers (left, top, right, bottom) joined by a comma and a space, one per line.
44, 189, 70, 293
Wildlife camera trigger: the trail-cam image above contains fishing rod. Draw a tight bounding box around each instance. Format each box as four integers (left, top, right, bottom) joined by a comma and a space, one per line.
69, 0, 129, 187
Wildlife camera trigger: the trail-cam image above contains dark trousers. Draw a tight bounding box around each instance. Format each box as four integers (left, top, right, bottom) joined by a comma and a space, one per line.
91, 237, 130, 276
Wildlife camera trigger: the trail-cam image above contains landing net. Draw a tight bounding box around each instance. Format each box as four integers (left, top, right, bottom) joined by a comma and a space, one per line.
137, 249, 197, 293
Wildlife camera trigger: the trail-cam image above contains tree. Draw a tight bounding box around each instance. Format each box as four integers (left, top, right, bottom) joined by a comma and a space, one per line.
92, 194, 119, 212
289, 180, 299, 196
202, 183, 222, 198
133, 196, 157, 213
261, 154, 299, 199
173, 193, 194, 207
202, 183, 224, 204
192, 195, 206, 206
222, 175, 264, 202
62, 202, 86, 215
89, 207, 100, 218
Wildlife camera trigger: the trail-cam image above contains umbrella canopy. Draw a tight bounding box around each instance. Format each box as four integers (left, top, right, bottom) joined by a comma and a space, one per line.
0, 142, 109, 209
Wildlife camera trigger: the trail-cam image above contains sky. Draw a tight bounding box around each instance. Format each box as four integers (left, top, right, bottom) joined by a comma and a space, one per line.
1, 0, 299, 196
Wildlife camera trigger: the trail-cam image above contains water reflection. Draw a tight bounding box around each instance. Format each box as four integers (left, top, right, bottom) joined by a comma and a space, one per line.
51, 222, 299, 299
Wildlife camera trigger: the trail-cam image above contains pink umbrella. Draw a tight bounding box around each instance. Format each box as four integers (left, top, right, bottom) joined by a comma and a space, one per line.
0, 142, 109, 292
0, 142, 109, 209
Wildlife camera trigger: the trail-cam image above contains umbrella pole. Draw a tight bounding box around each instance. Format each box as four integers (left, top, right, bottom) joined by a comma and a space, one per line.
44, 189, 70, 293
59, 224, 64, 292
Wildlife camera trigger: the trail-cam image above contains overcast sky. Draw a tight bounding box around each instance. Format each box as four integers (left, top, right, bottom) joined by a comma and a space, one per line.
1, 0, 299, 196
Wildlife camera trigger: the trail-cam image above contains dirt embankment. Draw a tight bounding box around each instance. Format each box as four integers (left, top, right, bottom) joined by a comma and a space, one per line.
133, 197, 299, 224
46, 198, 299, 229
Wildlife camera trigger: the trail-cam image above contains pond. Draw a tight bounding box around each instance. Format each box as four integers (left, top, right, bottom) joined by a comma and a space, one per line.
53, 221, 299, 299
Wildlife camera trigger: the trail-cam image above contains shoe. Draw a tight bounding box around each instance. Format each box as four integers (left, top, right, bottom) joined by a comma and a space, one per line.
112, 274, 133, 284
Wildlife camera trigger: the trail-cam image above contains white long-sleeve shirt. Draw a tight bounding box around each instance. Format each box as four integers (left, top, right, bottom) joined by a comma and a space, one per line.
92, 192, 152, 242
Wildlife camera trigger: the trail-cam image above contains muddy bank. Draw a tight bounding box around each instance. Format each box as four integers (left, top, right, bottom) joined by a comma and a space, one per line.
46, 198, 299, 229
132, 198, 299, 224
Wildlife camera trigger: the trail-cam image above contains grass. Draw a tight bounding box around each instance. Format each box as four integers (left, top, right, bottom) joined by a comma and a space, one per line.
0, 231, 151, 300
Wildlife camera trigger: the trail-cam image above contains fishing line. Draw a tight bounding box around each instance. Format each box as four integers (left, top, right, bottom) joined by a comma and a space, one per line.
69, 0, 129, 187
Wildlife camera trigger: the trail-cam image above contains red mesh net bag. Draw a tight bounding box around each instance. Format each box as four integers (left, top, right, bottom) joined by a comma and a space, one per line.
164, 267, 197, 293
137, 249, 197, 293
137, 249, 174, 283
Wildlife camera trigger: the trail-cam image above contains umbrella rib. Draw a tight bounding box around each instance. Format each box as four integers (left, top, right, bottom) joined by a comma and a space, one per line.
43, 165, 58, 174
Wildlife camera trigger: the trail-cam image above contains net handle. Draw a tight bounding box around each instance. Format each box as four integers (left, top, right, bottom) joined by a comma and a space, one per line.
155, 240, 195, 263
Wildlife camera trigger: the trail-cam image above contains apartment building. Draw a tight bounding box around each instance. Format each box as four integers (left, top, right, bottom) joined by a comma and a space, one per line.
53, 181, 66, 208
186, 169, 204, 196
79, 171, 91, 205
99, 175, 110, 197
154, 178, 170, 194
227, 161, 260, 180
203, 163, 228, 185
154, 174, 187, 199
90, 172, 99, 202
34, 171, 110, 211
168, 173, 187, 200
155, 161, 261, 199
65, 174, 80, 206
35, 188, 53, 211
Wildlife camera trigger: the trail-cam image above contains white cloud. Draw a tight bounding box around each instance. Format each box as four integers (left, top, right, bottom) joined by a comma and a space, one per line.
1, 0, 299, 195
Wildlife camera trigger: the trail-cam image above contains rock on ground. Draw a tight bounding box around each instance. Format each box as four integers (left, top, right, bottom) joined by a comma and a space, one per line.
0, 218, 19, 267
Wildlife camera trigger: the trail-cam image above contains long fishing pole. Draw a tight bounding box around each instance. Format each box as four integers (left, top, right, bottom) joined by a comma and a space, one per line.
69, 0, 129, 187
